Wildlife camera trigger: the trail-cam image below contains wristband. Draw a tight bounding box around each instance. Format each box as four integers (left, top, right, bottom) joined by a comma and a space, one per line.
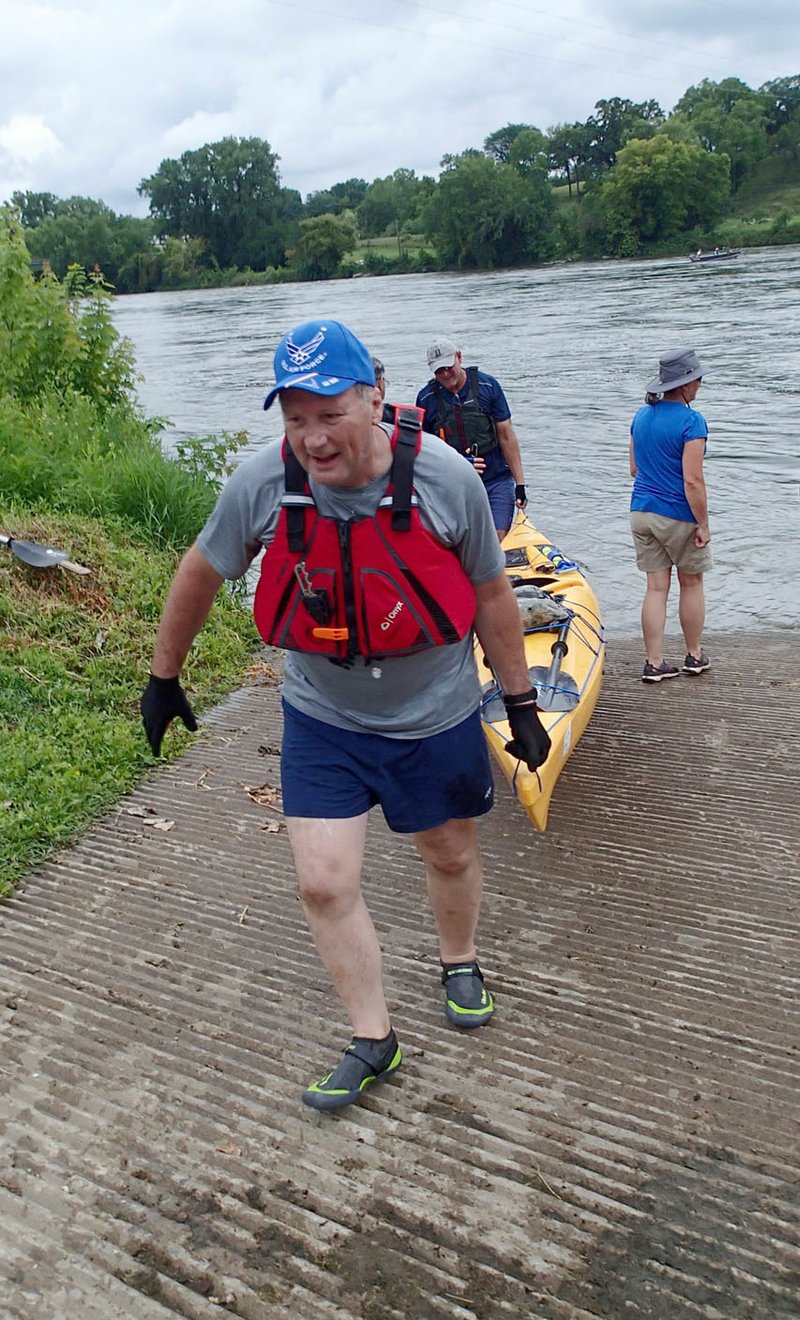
503, 688, 538, 709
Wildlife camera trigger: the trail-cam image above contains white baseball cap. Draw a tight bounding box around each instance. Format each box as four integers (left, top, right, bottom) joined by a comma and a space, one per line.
426, 338, 459, 373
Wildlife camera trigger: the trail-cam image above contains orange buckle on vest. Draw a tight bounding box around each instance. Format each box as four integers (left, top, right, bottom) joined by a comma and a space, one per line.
311, 626, 349, 641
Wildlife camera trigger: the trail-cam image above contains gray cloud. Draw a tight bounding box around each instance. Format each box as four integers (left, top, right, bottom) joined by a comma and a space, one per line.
1, 0, 797, 215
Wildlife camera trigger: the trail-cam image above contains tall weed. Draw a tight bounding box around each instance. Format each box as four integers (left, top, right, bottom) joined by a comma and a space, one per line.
1, 208, 136, 409
1, 212, 247, 550
0, 213, 261, 892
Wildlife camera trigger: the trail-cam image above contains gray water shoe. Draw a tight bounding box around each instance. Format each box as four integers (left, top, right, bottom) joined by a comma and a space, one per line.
683, 650, 710, 674
642, 660, 680, 683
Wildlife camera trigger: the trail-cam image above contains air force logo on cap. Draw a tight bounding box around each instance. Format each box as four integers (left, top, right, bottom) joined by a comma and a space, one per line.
285, 328, 325, 368
263, 319, 376, 410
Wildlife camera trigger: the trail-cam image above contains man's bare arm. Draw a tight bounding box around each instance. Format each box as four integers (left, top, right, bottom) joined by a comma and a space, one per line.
495, 418, 525, 487
151, 542, 226, 677
472, 572, 551, 769
473, 572, 531, 694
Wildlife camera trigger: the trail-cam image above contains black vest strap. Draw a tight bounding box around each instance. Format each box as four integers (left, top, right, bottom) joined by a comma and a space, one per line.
284, 445, 308, 552
390, 407, 421, 531
432, 380, 448, 438
433, 368, 479, 444
282, 409, 420, 547
433, 367, 498, 455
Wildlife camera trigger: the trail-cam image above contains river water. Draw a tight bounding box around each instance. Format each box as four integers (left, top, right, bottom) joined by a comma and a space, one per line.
112, 247, 800, 639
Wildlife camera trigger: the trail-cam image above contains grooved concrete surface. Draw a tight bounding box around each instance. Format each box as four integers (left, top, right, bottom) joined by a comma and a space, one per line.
1, 635, 798, 1320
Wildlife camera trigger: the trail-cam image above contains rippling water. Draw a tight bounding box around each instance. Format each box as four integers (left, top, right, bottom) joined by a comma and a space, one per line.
112, 248, 800, 638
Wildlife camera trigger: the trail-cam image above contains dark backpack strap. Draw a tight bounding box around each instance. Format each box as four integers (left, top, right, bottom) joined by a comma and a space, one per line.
390, 407, 421, 531
466, 365, 498, 446
283, 443, 308, 553
434, 377, 476, 452
431, 381, 450, 440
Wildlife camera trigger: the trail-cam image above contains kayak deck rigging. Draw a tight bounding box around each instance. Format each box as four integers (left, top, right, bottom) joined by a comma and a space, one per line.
475, 513, 606, 830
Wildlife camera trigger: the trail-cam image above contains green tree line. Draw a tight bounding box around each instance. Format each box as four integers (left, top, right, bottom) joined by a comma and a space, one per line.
5, 73, 800, 291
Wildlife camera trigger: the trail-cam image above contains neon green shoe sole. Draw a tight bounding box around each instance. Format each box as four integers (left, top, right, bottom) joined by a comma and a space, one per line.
442, 962, 495, 1028
302, 1036, 402, 1111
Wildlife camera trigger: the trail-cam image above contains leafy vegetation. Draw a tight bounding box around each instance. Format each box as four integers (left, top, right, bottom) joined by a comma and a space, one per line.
4, 73, 800, 287
139, 136, 302, 272
0, 210, 258, 893
423, 148, 555, 268
0, 508, 257, 894
294, 212, 358, 279
598, 136, 731, 255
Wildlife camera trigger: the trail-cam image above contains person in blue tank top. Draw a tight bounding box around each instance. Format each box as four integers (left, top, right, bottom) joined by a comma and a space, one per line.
629, 347, 712, 683
416, 337, 527, 539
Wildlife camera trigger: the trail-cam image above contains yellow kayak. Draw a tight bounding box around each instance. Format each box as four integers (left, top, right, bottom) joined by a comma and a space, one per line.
475, 513, 606, 830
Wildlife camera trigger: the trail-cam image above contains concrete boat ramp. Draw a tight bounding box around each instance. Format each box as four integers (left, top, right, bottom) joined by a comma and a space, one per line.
1, 634, 798, 1319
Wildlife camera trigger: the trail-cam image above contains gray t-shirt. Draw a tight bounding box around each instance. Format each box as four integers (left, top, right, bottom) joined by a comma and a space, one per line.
197, 427, 504, 737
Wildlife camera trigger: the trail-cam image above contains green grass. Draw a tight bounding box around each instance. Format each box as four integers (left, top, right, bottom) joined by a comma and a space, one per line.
356, 235, 403, 256
0, 505, 260, 894
551, 182, 582, 207
356, 232, 425, 254
0, 389, 226, 551
350, 232, 431, 266
731, 157, 800, 219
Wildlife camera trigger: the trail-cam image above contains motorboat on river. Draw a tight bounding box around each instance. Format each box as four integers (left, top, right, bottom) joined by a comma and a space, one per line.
689, 249, 741, 264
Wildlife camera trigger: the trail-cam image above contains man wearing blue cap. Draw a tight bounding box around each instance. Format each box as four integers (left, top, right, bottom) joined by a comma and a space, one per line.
141, 318, 550, 1112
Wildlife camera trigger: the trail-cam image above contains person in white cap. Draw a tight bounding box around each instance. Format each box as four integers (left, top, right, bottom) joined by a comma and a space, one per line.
141, 317, 551, 1113
630, 347, 712, 683
416, 338, 527, 539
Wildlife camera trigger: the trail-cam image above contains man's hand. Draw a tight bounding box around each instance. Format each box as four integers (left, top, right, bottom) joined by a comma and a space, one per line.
514, 484, 527, 508
503, 693, 551, 770
141, 674, 198, 756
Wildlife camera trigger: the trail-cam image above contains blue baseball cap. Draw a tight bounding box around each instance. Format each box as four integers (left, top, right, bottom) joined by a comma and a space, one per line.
263, 318, 376, 411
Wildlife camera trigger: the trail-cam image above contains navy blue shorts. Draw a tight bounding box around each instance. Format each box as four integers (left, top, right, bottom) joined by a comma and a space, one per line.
281, 701, 494, 834
484, 474, 515, 534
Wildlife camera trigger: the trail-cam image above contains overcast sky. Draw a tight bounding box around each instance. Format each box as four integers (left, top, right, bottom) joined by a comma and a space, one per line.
1, 0, 797, 216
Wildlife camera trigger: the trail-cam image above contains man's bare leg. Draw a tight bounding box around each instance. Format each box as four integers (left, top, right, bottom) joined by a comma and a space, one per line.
414, 816, 483, 961
415, 816, 494, 1028
287, 813, 390, 1039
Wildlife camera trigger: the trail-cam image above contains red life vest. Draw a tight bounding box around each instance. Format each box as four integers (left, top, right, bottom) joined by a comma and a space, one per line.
253, 406, 476, 664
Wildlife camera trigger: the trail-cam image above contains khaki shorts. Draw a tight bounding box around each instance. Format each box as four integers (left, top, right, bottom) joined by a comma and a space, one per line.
631, 511, 713, 574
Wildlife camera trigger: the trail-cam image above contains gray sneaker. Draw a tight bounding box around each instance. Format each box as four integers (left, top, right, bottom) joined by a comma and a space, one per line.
683, 650, 710, 675
642, 660, 680, 683
302, 1032, 402, 1111
442, 961, 495, 1028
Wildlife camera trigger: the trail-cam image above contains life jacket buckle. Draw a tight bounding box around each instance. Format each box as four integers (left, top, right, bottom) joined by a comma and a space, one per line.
311, 626, 349, 641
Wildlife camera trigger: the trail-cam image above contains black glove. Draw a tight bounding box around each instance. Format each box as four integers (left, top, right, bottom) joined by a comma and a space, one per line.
141, 674, 198, 756
503, 692, 551, 771
514, 484, 527, 508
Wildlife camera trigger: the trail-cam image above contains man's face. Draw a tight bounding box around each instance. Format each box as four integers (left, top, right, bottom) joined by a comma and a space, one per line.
280, 385, 382, 487
433, 351, 466, 391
